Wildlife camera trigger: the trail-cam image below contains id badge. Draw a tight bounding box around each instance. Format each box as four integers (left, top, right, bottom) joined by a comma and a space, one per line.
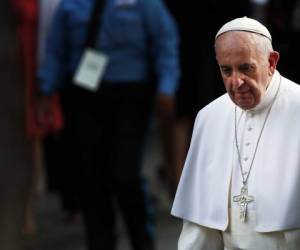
73, 48, 109, 91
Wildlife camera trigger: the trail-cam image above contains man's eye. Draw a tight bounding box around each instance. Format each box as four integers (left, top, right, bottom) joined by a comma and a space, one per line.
221, 68, 231, 76
240, 64, 253, 73
240, 67, 250, 72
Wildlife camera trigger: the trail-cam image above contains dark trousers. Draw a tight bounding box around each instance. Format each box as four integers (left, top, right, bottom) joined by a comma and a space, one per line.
61, 82, 156, 250
43, 128, 81, 214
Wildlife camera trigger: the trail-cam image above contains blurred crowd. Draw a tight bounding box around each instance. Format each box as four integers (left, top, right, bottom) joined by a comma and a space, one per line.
1, 0, 300, 249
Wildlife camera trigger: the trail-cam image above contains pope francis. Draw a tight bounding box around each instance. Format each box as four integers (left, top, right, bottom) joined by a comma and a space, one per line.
171, 17, 300, 249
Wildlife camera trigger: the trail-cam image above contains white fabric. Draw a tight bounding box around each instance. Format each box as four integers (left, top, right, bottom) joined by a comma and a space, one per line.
179, 209, 300, 250
171, 71, 300, 232
231, 70, 280, 212
178, 220, 224, 250
215, 16, 272, 41
223, 208, 286, 249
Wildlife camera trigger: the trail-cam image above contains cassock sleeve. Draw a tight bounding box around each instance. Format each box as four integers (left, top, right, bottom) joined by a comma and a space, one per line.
178, 220, 224, 250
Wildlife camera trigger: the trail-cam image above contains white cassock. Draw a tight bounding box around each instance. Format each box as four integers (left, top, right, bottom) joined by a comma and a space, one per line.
171, 71, 300, 249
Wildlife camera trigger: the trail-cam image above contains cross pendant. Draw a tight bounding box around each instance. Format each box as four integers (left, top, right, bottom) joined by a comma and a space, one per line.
233, 185, 254, 222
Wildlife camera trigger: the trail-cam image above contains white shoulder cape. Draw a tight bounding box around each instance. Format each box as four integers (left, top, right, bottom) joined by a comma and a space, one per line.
171, 73, 300, 232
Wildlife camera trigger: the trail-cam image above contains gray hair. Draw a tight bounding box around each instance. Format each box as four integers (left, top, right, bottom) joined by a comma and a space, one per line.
249, 32, 274, 57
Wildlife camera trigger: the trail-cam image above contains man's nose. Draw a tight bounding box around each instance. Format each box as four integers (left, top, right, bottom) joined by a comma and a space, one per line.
231, 73, 244, 90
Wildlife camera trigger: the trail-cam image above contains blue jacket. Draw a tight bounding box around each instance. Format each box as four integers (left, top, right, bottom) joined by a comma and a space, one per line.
39, 0, 180, 96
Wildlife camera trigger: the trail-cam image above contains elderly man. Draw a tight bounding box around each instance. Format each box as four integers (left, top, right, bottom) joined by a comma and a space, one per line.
171, 17, 300, 249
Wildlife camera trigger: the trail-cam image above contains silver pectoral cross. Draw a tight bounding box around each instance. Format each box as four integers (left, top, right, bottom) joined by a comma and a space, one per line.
233, 185, 254, 222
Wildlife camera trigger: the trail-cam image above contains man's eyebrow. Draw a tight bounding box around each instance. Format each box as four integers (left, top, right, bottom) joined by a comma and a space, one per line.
239, 63, 256, 69
219, 65, 231, 69
239, 63, 250, 67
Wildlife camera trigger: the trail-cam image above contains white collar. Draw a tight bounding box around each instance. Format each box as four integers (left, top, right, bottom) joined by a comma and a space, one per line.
237, 70, 281, 114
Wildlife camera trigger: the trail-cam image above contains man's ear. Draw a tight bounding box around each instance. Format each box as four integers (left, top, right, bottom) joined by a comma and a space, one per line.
268, 51, 280, 75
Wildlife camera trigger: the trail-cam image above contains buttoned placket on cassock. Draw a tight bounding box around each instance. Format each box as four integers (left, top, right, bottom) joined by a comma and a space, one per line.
224, 72, 288, 249
231, 72, 280, 213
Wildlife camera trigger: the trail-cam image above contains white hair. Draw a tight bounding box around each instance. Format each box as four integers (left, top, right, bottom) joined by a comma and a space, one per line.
254, 33, 274, 56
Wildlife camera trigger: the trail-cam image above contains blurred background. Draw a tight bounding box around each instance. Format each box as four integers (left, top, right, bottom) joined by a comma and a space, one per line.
1, 0, 300, 250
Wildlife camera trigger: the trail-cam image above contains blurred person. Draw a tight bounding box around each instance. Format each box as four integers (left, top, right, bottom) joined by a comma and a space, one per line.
264, 0, 300, 83
172, 17, 300, 249
161, 1, 250, 197
266, 0, 298, 77
288, 0, 300, 83
11, 0, 64, 238
250, 0, 269, 23
37, 0, 81, 224
38, 0, 180, 250
10, 0, 40, 238
0, 1, 33, 249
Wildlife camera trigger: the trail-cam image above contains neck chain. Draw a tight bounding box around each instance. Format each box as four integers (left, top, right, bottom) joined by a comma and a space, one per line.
233, 76, 281, 222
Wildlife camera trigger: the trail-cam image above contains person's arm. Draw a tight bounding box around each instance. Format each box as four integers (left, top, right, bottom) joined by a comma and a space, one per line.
38, 1, 69, 96
141, 0, 180, 135
37, 0, 61, 66
140, 1, 179, 179
178, 220, 224, 250
37, 1, 68, 124
142, 0, 179, 96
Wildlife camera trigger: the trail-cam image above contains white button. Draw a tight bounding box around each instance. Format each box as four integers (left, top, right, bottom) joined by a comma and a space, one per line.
247, 111, 255, 117
245, 142, 251, 146
243, 171, 248, 175
244, 157, 249, 161
248, 127, 253, 131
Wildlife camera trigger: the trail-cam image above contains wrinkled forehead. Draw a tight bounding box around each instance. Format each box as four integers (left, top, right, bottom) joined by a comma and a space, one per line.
214, 32, 266, 66
215, 30, 270, 60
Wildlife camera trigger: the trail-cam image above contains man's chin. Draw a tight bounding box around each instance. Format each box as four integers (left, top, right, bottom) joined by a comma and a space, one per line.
234, 99, 256, 110
236, 103, 255, 110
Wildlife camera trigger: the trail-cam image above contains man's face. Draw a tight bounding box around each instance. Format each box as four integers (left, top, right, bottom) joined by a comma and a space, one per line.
215, 32, 278, 110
